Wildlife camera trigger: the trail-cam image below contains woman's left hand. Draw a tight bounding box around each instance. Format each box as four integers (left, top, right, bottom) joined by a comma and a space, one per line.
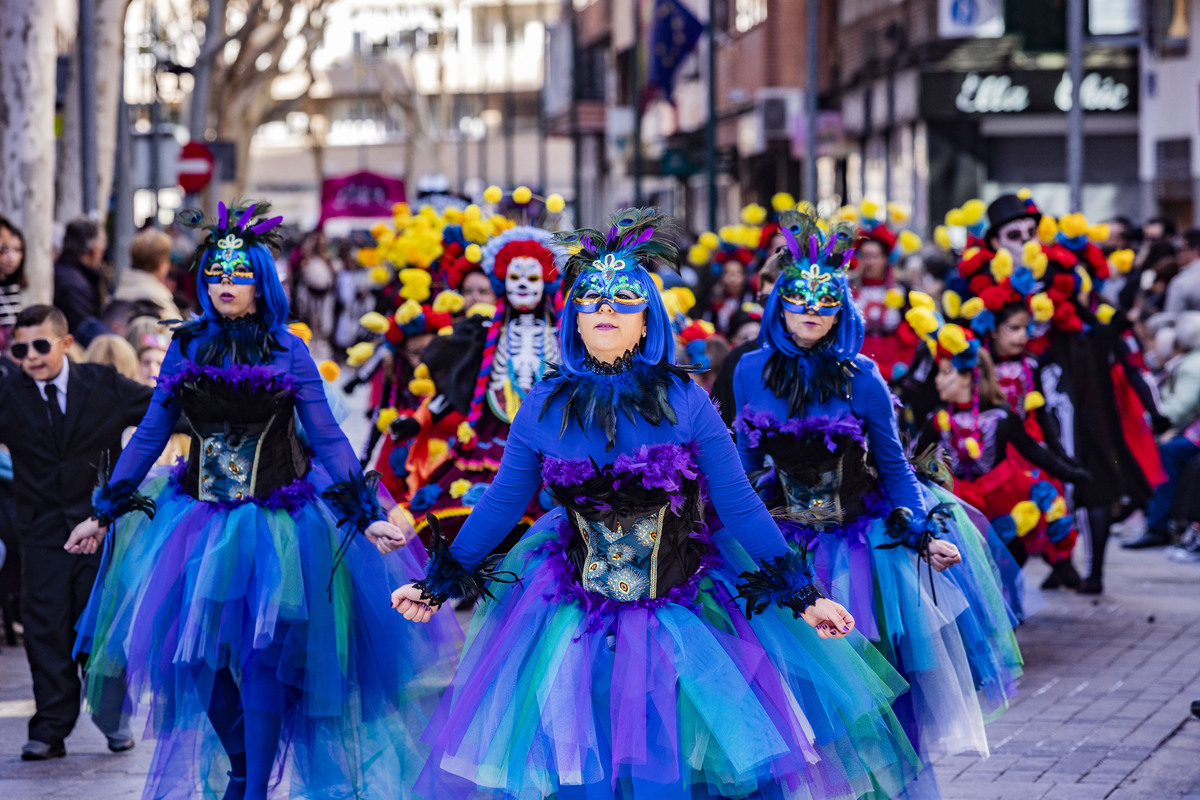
801, 597, 856, 639
924, 538, 961, 572
366, 520, 410, 555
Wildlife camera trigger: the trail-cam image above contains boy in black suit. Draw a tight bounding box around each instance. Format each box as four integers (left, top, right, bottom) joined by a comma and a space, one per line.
0, 305, 153, 760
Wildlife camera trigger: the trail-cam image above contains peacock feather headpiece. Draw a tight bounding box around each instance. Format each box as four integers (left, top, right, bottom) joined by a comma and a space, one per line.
553, 208, 680, 302
179, 201, 284, 283
774, 211, 857, 316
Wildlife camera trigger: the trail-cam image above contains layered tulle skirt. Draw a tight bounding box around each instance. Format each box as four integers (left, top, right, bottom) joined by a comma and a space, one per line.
784, 486, 1023, 762
416, 509, 922, 800
76, 467, 462, 799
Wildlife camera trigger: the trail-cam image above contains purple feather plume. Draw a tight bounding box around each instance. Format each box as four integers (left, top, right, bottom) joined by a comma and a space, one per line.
217, 202, 229, 230
250, 215, 284, 234
238, 204, 257, 228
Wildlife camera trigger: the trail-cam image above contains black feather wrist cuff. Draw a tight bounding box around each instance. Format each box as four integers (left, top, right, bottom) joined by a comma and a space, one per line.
411, 513, 518, 606
735, 549, 824, 620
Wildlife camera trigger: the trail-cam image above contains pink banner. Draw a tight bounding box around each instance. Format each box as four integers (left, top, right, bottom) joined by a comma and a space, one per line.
319, 171, 407, 224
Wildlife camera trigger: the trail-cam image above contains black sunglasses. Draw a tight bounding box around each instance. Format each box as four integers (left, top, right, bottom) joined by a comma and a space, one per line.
11, 337, 65, 360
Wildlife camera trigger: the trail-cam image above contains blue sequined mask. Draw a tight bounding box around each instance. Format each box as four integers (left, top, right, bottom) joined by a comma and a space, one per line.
779, 264, 843, 316
202, 235, 257, 285
571, 253, 649, 315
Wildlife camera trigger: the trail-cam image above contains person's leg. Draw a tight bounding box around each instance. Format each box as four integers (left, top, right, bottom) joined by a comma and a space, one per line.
1080, 507, 1113, 594
205, 667, 248, 800
240, 656, 284, 800
1135, 437, 1200, 544
20, 547, 82, 753
73, 552, 133, 748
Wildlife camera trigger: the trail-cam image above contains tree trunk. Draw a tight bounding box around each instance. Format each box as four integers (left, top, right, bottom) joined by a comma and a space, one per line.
0, 1, 58, 304
93, 0, 128, 221
56, 13, 84, 225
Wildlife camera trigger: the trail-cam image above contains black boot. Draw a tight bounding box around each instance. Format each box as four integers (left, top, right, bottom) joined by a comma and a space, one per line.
1042, 558, 1082, 590
1079, 507, 1111, 595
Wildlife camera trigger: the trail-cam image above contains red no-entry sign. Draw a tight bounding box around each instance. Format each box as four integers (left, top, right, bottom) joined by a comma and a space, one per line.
178, 142, 215, 193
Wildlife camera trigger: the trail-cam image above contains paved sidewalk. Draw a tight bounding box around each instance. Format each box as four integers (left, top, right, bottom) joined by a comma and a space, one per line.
938, 547, 1200, 799
2, 493, 1198, 800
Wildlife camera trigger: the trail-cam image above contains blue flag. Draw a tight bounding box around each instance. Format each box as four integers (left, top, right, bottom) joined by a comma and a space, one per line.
648, 0, 703, 99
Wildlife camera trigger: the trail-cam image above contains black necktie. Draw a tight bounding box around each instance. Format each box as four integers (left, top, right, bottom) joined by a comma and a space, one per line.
44, 384, 65, 442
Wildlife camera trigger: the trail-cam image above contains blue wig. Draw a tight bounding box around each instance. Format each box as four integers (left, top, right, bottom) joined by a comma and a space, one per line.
194, 243, 291, 330
760, 274, 865, 360
179, 201, 289, 331
759, 211, 865, 361
551, 208, 681, 378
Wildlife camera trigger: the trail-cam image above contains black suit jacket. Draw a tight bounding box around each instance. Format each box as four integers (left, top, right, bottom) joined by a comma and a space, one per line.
0, 362, 153, 548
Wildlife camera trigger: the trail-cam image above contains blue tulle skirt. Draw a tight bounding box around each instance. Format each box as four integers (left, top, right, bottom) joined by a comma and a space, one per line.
783, 487, 1023, 763
76, 467, 462, 799
415, 509, 923, 800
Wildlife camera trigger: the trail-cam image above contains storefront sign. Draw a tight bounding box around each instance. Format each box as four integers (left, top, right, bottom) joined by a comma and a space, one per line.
318, 171, 407, 224
922, 68, 1137, 118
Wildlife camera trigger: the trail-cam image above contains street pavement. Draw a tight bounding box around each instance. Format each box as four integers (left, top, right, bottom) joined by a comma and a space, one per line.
1, 384, 1198, 797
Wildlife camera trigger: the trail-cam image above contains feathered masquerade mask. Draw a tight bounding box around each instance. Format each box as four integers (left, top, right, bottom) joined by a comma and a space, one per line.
775, 211, 857, 316
179, 201, 284, 285
553, 208, 680, 313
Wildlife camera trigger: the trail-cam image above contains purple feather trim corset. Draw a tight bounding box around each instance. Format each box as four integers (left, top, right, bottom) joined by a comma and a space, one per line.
539, 443, 719, 608
168, 362, 311, 504
737, 408, 882, 533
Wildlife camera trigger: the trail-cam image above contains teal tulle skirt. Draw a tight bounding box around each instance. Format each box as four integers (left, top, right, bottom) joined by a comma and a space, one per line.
415, 509, 923, 800
76, 468, 462, 799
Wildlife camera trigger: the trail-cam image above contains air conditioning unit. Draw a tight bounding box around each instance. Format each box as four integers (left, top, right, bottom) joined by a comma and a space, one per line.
739, 88, 805, 156
758, 88, 804, 141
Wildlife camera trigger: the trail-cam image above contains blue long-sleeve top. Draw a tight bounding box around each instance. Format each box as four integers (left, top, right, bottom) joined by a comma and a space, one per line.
732, 349, 927, 517
449, 373, 794, 571
105, 331, 367, 497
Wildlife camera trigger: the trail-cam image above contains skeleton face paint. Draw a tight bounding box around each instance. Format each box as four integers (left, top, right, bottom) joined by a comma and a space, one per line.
995, 217, 1038, 258
504, 256, 546, 311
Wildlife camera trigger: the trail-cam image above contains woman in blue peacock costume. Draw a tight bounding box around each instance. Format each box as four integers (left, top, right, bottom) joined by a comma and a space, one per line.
389, 209, 923, 800
66, 203, 462, 800
731, 211, 1024, 796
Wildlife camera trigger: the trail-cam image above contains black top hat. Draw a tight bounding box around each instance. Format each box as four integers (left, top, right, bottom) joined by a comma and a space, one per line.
985, 194, 1041, 243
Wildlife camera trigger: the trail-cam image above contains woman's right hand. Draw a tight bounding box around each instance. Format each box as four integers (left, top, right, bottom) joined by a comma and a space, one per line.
65, 517, 107, 555
390, 583, 441, 623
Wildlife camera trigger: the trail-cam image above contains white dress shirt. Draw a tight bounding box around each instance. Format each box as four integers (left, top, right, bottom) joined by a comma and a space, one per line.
35, 358, 70, 414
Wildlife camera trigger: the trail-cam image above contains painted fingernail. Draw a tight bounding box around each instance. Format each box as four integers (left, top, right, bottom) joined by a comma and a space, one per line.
843, 626, 849, 632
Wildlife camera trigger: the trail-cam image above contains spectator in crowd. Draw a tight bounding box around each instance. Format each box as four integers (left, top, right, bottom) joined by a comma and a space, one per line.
82, 335, 141, 382
53, 219, 108, 337
293, 230, 337, 350
0, 305, 152, 759
1125, 312, 1200, 550
1143, 216, 1177, 248
707, 255, 756, 334
710, 248, 783, 426
1122, 240, 1178, 317
1163, 229, 1200, 313
0, 216, 27, 352
333, 240, 375, 351
123, 316, 171, 386
113, 229, 184, 321
1104, 215, 1138, 255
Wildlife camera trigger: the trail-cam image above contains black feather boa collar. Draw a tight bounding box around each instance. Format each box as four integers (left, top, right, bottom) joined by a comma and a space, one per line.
173, 312, 286, 367
763, 343, 858, 418
539, 353, 693, 451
